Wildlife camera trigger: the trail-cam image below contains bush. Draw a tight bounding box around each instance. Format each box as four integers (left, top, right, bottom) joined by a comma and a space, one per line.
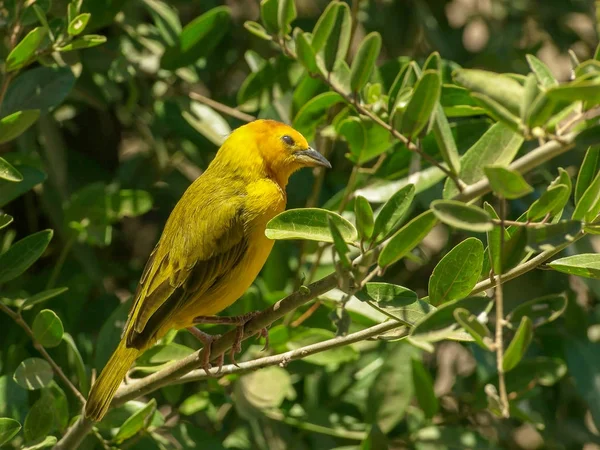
0, 1, 599, 449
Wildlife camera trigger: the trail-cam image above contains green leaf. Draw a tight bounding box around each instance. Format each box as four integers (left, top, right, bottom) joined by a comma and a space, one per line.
57, 34, 107, 51
338, 117, 367, 160
411, 296, 492, 343
527, 184, 569, 221
387, 62, 418, 113
548, 254, 600, 279
354, 195, 374, 240
237, 367, 292, 411
565, 339, 600, 429
111, 189, 153, 219
501, 226, 527, 273
293, 92, 343, 141
32, 310, 64, 348
453, 69, 524, 116
440, 84, 485, 117
143, 0, 182, 46
521, 73, 539, 121
526, 90, 559, 129
371, 184, 415, 243
423, 51, 441, 72
546, 79, 600, 106
161, 6, 231, 70
19, 288, 69, 312
355, 282, 433, 325
411, 358, 439, 419
507, 294, 567, 328
0, 110, 41, 144
432, 105, 460, 175
1, 67, 76, 117
431, 200, 493, 232
572, 170, 600, 222
526, 220, 581, 252
316, 2, 351, 74
62, 333, 88, 395
294, 29, 317, 72
244, 21, 271, 41
328, 217, 351, 269
526, 54, 557, 87
472, 92, 521, 130
360, 424, 388, 450
399, 70, 441, 138
483, 202, 507, 275
0, 229, 53, 284
67, 13, 90, 36
378, 210, 437, 267
0, 157, 23, 182
0, 214, 13, 230
503, 316, 533, 372
6, 27, 47, 72
286, 329, 358, 366
21, 436, 57, 450
260, 0, 279, 34
366, 343, 418, 432
575, 146, 600, 205
0, 165, 46, 207
429, 238, 484, 306
444, 122, 523, 198
277, 0, 296, 34
484, 165, 533, 199
24, 393, 55, 442
453, 308, 492, 350
350, 32, 382, 92
13, 358, 53, 390
114, 399, 157, 443
266, 208, 358, 243
0, 418, 21, 446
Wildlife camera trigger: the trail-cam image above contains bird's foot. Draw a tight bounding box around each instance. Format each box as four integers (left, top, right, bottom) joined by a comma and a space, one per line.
186, 327, 223, 375
193, 311, 269, 367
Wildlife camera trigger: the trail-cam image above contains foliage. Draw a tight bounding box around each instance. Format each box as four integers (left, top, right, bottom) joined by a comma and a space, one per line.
1, 0, 600, 449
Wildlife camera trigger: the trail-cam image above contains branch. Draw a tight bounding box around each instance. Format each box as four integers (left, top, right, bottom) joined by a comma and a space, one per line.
57, 129, 582, 449
0, 303, 86, 404
188, 91, 256, 123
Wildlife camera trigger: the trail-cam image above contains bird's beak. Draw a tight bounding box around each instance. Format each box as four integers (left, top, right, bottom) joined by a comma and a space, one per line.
296, 147, 332, 169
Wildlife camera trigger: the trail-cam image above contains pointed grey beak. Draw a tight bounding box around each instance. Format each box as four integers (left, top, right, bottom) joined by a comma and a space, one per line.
297, 147, 332, 169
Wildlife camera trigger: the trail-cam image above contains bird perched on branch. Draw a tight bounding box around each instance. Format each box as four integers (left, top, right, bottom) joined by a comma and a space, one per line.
85, 119, 331, 421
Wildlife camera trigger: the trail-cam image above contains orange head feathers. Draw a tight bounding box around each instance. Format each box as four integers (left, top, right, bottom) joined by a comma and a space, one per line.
212, 119, 331, 186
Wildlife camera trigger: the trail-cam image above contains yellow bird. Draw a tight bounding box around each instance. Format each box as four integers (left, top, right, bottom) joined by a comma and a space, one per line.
85, 119, 330, 421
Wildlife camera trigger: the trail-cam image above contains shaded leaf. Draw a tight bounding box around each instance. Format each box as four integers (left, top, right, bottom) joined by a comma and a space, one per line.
286, 329, 358, 366
161, 6, 231, 70
503, 317, 533, 372
399, 70, 442, 138
432, 105, 460, 175
13, 358, 53, 390
328, 217, 351, 269
453, 69, 524, 115
501, 226, 528, 273
350, 32, 382, 92
546, 79, 600, 106
266, 208, 358, 243
57, 34, 107, 51
429, 238, 484, 306
354, 195, 374, 240
526, 54, 557, 87
32, 309, 64, 348
0, 418, 21, 446
0, 214, 13, 230
572, 170, 600, 222
484, 165, 533, 199
294, 29, 317, 72
114, 399, 157, 443
23, 393, 55, 442
0, 110, 41, 144
566, 339, 600, 429
277, 0, 296, 34
371, 184, 415, 243
431, 200, 493, 232
411, 358, 439, 418
528, 184, 569, 221
293, 92, 344, 141
526, 220, 581, 252
0, 230, 53, 284
575, 146, 600, 205
453, 308, 492, 350
378, 210, 437, 267
507, 294, 568, 328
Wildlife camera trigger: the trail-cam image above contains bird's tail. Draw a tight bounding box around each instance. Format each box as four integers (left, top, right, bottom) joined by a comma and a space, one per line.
85, 339, 140, 421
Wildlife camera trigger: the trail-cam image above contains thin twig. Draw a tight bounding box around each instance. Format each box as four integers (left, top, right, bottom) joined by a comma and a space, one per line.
0, 303, 86, 404
188, 91, 256, 123
496, 198, 509, 417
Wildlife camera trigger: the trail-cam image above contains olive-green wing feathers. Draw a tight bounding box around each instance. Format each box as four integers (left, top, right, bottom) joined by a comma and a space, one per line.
123, 193, 247, 349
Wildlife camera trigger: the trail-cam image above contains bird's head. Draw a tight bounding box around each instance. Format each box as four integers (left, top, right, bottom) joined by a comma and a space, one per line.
220, 119, 331, 186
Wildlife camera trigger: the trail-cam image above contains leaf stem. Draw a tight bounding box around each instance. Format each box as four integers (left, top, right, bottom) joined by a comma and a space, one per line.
495, 197, 509, 418
188, 91, 256, 123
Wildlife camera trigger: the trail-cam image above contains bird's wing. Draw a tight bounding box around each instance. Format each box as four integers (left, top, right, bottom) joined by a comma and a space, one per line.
123, 193, 248, 348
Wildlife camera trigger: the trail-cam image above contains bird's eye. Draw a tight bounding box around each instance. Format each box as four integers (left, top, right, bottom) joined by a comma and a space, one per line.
281, 135, 295, 146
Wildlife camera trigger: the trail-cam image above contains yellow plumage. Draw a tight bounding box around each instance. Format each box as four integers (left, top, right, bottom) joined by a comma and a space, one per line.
85, 119, 330, 421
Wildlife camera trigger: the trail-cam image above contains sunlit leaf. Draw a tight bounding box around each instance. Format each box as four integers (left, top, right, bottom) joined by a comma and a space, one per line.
548, 254, 600, 279
484, 165, 533, 199
0, 110, 40, 145
503, 317, 533, 372
378, 211, 437, 267
0, 230, 53, 284
371, 184, 415, 243
114, 399, 157, 443
6, 27, 47, 72
350, 32, 382, 92
13, 358, 53, 390
266, 208, 358, 243
0, 418, 21, 446
431, 200, 493, 232
32, 309, 64, 348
